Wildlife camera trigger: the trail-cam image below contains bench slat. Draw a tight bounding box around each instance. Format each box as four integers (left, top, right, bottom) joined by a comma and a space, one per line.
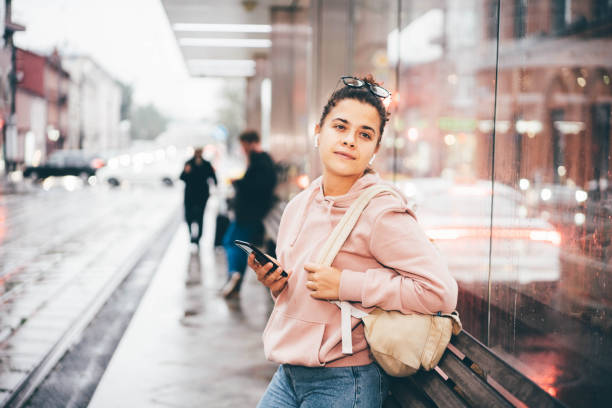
451, 331, 567, 408
438, 351, 514, 408
383, 394, 402, 408
387, 377, 436, 408
410, 369, 471, 408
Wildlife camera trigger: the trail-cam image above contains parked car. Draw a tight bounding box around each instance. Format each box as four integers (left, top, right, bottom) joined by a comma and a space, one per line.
96, 150, 180, 188
23, 150, 105, 182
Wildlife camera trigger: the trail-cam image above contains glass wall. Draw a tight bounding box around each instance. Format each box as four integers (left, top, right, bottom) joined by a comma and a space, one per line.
488, 2, 612, 405
394, 0, 498, 345
273, 0, 611, 406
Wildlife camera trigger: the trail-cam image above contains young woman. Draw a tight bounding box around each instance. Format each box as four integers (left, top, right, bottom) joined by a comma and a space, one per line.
249, 75, 458, 407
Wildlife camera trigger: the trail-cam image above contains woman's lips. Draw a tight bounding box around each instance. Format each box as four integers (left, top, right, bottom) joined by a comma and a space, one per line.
334, 151, 356, 160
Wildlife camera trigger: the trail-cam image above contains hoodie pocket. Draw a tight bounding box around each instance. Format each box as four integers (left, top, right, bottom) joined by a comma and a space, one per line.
263, 309, 326, 367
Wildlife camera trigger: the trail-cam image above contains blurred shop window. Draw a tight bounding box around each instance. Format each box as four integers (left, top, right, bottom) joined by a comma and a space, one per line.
594, 0, 612, 19
552, 0, 571, 33
514, 0, 527, 38
591, 103, 610, 201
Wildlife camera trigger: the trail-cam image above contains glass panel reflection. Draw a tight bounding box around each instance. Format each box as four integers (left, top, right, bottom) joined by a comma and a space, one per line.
395, 0, 498, 343
491, 0, 612, 406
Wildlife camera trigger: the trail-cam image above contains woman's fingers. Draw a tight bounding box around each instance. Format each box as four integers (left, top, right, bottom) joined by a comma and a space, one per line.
248, 253, 289, 290
249, 253, 271, 281
262, 263, 286, 286
270, 270, 291, 295
247, 253, 261, 270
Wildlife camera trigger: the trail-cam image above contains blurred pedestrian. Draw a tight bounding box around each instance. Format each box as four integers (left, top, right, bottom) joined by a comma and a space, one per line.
221, 130, 277, 298
180, 147, 217, 249
249, 75, 458, 407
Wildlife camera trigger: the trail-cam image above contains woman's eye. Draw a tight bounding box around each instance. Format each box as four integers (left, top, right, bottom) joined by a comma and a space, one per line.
334, 124, 345, 130
361, 133, 372, 139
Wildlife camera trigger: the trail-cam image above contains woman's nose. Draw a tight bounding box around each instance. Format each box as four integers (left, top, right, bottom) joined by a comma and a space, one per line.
342, 132, 356, 147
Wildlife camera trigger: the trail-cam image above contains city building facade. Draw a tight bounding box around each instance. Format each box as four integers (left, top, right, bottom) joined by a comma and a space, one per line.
15, 48, 69, 165
63, 56, 125, 154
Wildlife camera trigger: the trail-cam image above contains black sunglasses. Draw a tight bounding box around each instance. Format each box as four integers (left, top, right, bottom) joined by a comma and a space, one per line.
340, 76, 391, 99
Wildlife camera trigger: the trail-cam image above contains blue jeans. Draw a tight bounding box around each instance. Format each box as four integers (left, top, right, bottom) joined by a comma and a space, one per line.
257, 364, 389, 408
222, 220, 262, 283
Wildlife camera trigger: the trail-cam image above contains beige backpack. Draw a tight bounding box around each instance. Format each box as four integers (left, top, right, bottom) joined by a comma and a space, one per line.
319, 184, 462, 377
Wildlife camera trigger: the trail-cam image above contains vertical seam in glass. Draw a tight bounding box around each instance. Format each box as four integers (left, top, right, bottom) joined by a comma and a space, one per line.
487, 0, 502, 348
289, 9, 296, 137
316, 0, 322, 123
393, 0, 401, 183
347, 0, 355, 74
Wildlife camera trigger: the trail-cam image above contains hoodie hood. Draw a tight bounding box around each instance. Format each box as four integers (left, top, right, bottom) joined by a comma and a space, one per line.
289, 172, 411, 247
312, 172, 409, 208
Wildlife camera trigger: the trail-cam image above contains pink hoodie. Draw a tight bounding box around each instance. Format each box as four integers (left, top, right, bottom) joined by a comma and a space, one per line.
262, 172, 458, 367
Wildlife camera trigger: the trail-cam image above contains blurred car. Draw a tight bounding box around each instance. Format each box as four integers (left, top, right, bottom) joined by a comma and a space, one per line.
96, 150, 180, 188
398, 178, 561, 285
23, 150, 105, 181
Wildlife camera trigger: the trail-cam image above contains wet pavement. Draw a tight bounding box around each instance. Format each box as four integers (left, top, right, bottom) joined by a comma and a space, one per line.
88, 198, 277, 407
0, 183, 182, 405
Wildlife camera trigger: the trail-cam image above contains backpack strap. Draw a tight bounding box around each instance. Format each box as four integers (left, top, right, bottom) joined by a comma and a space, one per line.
316, 184, 401, 354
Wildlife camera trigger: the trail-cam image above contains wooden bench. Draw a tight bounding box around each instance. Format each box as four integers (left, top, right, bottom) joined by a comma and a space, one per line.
384, 330, 567, 408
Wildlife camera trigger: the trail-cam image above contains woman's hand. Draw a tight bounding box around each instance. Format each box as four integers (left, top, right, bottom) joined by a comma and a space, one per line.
248, 253, 290, 298
304, 263, 342, 300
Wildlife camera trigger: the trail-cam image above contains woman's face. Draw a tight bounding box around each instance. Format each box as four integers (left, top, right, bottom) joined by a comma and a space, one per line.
316, 98, 381, 179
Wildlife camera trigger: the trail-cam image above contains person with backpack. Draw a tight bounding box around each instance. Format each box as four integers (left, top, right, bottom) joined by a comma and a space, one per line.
249, 75, 458, 407
221, 130, 278, 298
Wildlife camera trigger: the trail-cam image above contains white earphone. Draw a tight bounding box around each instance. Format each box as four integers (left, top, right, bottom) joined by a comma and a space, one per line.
369, 154, 376, 165
314, 135, 319, 148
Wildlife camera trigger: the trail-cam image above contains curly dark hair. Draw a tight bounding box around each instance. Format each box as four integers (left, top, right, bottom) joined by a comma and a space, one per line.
318, 74, 390, 145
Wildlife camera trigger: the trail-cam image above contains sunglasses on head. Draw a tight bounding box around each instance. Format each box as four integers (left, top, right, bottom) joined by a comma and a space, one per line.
340, 76, 391, 99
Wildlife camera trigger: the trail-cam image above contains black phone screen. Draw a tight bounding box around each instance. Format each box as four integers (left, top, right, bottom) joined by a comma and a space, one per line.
233, 240, 287, 277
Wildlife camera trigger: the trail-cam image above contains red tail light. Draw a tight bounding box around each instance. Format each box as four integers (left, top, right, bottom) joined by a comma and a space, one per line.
91, 158, 106, 169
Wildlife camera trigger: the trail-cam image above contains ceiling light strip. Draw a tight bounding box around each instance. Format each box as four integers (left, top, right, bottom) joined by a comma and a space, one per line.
187, 59, 256, 68
173, 23, 271, 33
179, 38, 271, 48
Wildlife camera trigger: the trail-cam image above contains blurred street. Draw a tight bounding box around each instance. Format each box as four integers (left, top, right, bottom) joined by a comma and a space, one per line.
0, 182, 181, 405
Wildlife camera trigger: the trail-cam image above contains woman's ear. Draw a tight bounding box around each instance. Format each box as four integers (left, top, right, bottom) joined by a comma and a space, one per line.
314, 124, 321, 148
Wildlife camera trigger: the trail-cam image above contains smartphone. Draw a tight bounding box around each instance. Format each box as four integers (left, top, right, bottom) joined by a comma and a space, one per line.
233, 240, 288, 277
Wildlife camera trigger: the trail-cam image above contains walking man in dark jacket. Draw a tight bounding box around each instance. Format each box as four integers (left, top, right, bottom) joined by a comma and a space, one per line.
221, 130, 277, 298
180, 147, 217, 248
